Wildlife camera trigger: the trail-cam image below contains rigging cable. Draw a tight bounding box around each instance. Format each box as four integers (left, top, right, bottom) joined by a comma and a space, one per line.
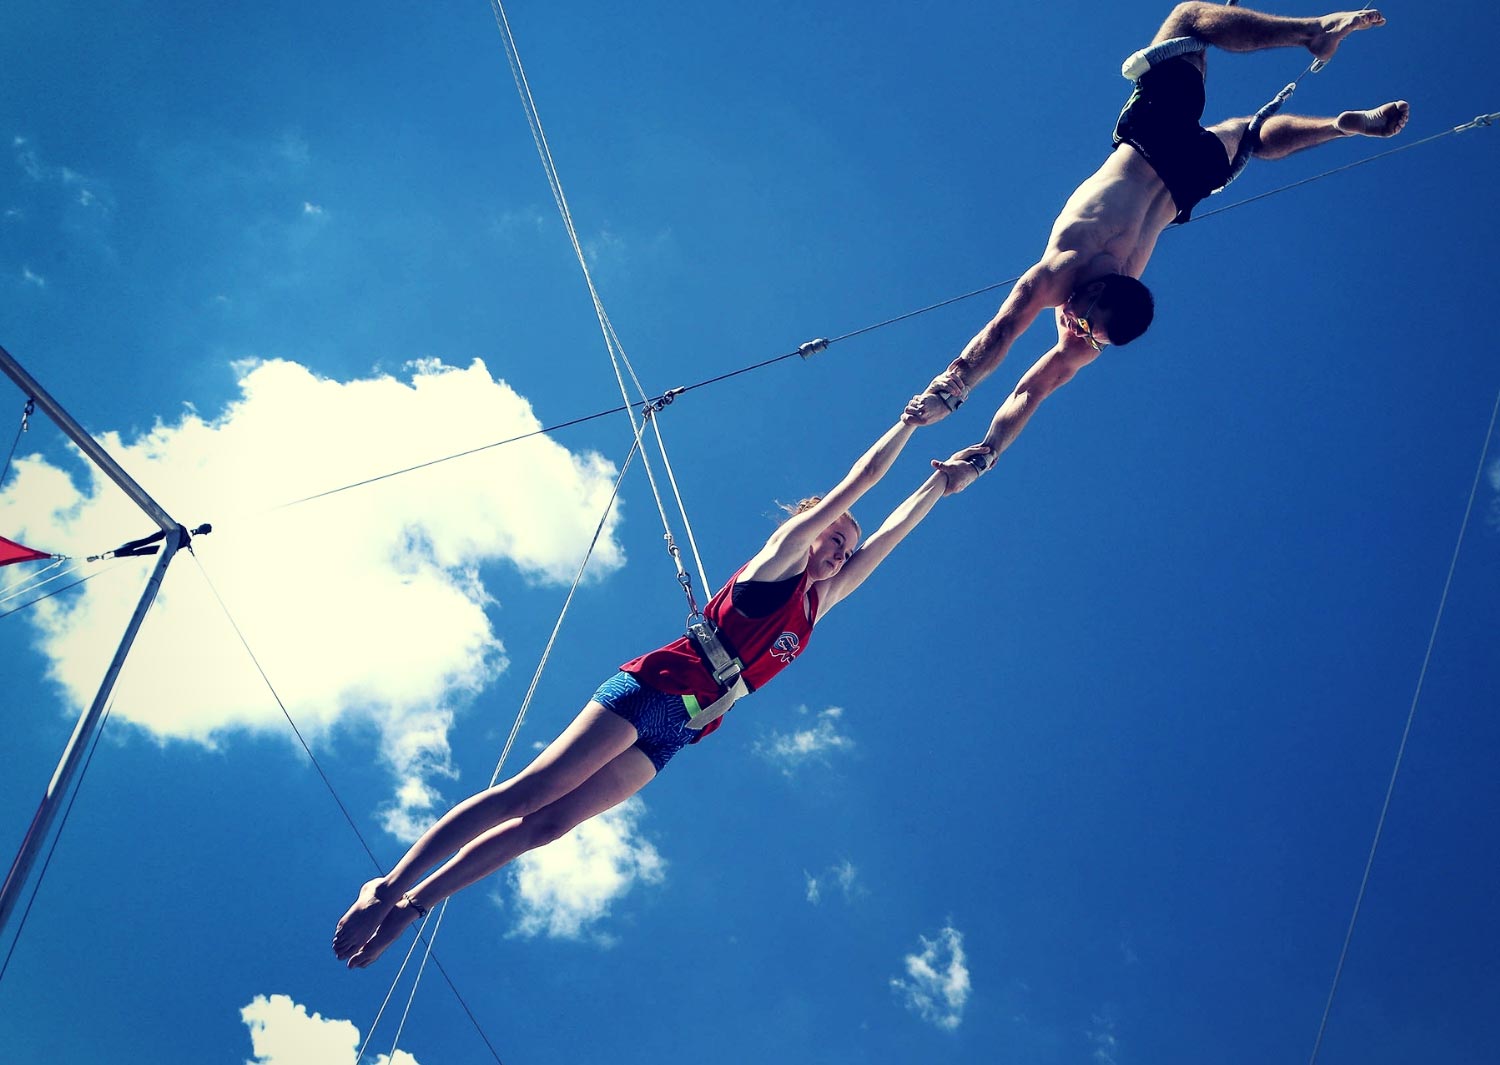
0, 397, 34, 492
488, 0, 713, 598
369, 434, 640, 1062
1306, 381, 1500, 1065
0, 557, 72, 606
0, 561, 123, 622
187, 549, 508, 1065
241, 106, 1495, 522
0, 691, 117, 987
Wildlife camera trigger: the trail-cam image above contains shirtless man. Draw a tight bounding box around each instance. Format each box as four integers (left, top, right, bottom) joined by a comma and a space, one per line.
913, 3, 1408, 490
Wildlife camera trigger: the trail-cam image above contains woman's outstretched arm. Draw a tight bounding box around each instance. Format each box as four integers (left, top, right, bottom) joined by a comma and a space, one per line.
741, 386, 954, 582
816, 443, 989, 614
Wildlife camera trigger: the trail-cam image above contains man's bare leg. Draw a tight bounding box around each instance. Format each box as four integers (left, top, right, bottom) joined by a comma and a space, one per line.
1215, 100, 1409, 161
1154, 2, 1385, 64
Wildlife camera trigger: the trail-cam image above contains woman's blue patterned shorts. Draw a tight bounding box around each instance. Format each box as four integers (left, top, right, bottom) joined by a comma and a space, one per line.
591, 671, 695, 772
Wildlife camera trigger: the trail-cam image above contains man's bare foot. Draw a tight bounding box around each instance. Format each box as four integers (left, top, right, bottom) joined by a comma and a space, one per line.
1310, 9, 1385, 63
332, 877, 395, 960
1337, 100, 1410, 138
347, 895, 425, 969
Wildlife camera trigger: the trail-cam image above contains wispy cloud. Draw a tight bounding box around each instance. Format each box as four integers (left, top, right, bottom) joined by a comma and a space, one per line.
0, 357, 627, 835
891, 924, 971, 1031
505, 798, 665, 941
21, 266, 45, 287
1088, 1011, 1120, 1065
491, 205, 549, 239
12, 137, 110, 212
302, 201, 325, 216
757, 705, 854, 774
583, 227, 625, 268
805, 858, 862, 905
241, 993, 420, 1065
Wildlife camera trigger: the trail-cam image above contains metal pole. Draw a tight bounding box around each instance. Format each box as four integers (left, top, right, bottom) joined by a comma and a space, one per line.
0, 531, 182, 940
0, 343, 186, 946
0, 344, 175, 533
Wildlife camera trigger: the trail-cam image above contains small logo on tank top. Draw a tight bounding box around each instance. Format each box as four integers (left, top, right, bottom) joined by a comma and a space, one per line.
771, 632, 801, 664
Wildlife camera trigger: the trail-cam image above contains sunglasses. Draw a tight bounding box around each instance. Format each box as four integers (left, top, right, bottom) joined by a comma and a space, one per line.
1074, 291, 1106, 352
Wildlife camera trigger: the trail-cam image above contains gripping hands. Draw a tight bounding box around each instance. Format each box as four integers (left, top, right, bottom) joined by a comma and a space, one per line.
903, 361, 970, 426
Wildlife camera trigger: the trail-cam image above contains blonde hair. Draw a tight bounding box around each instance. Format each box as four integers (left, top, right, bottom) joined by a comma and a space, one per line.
780, 495, 861, 538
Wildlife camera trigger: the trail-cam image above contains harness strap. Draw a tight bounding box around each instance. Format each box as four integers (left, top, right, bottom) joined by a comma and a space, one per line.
686, 616, 745, 686
682, 675, 751, 731
683, 613, 748, 728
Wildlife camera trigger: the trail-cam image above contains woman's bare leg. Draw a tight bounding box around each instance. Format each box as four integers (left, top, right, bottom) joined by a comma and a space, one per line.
347, 745, 657, 968
332, 700, 639, 959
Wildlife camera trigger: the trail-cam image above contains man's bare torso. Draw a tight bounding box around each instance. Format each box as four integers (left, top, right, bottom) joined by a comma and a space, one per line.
1041, 145, 1182, 290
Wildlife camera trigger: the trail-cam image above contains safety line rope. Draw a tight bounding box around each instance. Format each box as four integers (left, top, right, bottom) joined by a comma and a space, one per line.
386, 896, 450, 1065
371, 434, 640, 1061
187, 550, 507, 1065
354, 910, 435, 1065
1306, 380, 1500, 1065
489, 0, 712, 598
490, 436, 640, 788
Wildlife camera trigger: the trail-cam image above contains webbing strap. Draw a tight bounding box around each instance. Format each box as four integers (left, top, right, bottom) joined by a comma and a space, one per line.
682, 676, 750, 731
686, 616, 744, 688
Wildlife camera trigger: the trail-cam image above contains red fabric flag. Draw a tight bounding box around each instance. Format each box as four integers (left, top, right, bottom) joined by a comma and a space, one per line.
0, 534, 50, 567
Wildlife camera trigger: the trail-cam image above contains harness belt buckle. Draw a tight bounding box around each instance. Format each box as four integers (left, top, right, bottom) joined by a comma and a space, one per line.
711, 656, 745, 688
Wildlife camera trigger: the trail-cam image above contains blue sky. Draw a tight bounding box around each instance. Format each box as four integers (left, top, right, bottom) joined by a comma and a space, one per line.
2, 2, 1497, 1063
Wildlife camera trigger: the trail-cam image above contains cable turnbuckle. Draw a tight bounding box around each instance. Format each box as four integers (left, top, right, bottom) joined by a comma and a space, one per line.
798, 338, 830, 359
644, 387, 685, 418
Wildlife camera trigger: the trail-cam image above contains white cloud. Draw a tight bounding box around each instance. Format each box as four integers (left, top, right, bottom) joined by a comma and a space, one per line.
1088, 1012, 1119, 1065
241, 993, 421, 1065
891, 924, 971, 1031
12, 139, 108, 209
0, 357, 627, 830
21, 266, 44, 287
302, 201, 324, 216
805, 858, 861, 905
505, 797, 664, 940
14, 136, 43, 181
758, 705, 854, 774
583, 228, 625, 268
491, 206, 548, 239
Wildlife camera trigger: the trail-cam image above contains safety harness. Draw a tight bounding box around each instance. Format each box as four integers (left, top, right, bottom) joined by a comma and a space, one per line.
664, 532, 750, 730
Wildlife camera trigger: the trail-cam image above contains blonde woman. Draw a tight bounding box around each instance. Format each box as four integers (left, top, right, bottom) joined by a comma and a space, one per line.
334, 389, 985, 967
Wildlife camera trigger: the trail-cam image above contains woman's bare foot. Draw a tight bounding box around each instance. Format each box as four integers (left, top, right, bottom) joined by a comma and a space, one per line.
332, 877, 395, 960
347, 895, 426, 969
1310, 9, 1385, 63
1337, 100, 1410, 138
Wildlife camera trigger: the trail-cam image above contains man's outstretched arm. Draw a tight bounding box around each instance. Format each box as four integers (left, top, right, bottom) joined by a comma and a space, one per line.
908, 263, 1069, 424
939, 342, 1100, 493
